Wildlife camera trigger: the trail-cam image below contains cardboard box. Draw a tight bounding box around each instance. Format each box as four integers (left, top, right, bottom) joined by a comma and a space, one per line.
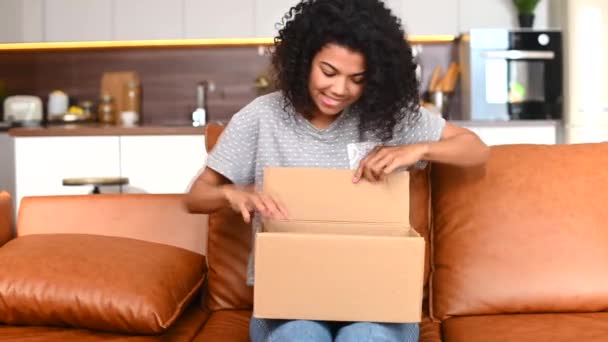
253, 167, 424, 323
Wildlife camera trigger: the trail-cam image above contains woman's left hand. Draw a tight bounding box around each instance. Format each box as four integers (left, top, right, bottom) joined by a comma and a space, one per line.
353, 144, 428, 183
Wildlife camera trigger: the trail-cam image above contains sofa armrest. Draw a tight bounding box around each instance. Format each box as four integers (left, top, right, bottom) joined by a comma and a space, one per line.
0, 191, 13, 246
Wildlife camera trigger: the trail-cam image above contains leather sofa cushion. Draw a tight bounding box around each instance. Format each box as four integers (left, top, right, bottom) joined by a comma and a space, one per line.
204, 124, 254, 311
442, 312, 608, 342
0, 234, 206, 334
205, 207, 254, 311
0, 304, 210, 341
17, 194, 207, 255
0, 191, 12, 246
419, 316, 441, 342
431, 144, 608, 320
192, 310, 251, 342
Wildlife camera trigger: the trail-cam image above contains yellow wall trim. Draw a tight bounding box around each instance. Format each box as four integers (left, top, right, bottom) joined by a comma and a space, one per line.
0, 35, 455, 51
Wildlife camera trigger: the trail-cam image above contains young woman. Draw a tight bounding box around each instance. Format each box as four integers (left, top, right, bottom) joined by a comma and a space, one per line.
186, 0, 489, 340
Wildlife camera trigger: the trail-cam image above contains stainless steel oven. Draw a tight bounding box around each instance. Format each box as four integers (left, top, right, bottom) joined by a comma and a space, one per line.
458, 29, 563, 121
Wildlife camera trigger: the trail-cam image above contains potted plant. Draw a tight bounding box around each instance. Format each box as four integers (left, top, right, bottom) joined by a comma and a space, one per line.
512, 0, 541, 28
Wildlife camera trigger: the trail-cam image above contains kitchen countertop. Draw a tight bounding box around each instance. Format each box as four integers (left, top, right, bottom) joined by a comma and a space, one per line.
7, 120, 560, 137
8, 123, 208, 137
451, 120, 562, 127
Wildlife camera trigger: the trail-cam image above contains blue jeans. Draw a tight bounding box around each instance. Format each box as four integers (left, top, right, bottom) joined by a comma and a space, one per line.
250, 317, 419, 342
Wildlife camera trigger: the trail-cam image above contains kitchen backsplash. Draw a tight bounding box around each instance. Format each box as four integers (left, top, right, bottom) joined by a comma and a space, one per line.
0, 43, 455, 125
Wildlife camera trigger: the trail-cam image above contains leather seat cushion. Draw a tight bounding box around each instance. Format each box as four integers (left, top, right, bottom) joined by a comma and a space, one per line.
442, 312, 608, 342
0, 304, 209, 341
0, 191, 11, 246
431, 144, 608, 320
193, 310, 251, 342
0, 234, 206, 334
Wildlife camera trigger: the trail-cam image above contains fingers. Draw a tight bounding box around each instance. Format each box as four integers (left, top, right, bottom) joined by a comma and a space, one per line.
384, 157, 405, 174
249, 195, 270, 217
353, 162, 364, 183
258, 193, 289, 220
363, 164, 378, 182
239, 203, 251, 223
356, 147, 394, 183
239, 191, 289, 221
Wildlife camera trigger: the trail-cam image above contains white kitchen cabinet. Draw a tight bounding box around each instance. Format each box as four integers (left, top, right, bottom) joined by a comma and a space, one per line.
113, 0, 182, 40
22, 0, 44, 42
459, 0, 516, 32
459, 0, 549, 33
119, 135, 206, 194
401, 0, 458, 35
14, 137, 121, 208
254, 0, 294, 38
463, 125, 558, 146
0, 0, 44, 43
0, 0, 22, 43
383, 0, 402, 20
44, 0, 112, 42
185, 0, 255, 38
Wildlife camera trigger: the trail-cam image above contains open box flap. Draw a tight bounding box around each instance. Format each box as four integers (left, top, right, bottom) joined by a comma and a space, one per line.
263, 168, 410, 225
263, 219, 419, 237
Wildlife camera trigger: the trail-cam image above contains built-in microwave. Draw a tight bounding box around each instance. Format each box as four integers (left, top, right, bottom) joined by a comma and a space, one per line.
458, 29, 563, 121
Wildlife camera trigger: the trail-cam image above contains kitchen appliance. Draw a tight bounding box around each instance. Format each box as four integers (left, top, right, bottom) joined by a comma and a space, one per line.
3, 95, 43, 126
191, 81, 208, 127
459, 28, 563, 121
47, 90, 69, 121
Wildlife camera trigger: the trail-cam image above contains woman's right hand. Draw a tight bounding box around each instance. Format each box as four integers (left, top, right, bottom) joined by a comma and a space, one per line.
222, 186, 289, 223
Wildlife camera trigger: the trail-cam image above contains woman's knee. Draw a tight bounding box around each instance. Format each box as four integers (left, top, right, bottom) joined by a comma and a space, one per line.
335, 322, 419, 342
251, 318, 332, 342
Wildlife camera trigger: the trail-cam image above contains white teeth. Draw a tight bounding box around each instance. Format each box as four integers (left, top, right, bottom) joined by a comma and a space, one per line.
322, 94, 341, 106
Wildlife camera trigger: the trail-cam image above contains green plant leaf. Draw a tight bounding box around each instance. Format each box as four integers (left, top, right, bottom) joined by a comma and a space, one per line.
512, 0, 540, 14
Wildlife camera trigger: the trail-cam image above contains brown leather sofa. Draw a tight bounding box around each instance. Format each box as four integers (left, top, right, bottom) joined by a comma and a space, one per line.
2, 127, 608, 341
199, 125, 608, 341
0, 192, 212, 341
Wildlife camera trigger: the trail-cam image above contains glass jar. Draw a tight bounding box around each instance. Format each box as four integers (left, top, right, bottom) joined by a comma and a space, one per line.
80, 100, 94, 120
98, 94, 116, 124
123, 81, 140, 116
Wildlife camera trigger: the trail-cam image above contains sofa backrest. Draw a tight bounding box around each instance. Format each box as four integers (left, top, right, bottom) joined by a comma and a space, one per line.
430, 143, 608, 320
17, 194, 207, 255
203, 123, 434, 311
0, 191, 12, 246
204, 123, 254, 311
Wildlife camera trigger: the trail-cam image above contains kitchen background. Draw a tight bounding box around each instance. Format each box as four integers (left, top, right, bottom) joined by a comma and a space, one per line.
0, 0, 606, 213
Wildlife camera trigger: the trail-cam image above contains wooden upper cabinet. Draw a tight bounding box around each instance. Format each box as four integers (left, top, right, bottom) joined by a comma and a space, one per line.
113, 0, 182, 40
44, 0, 112, 41
184, 0, 255, 39
401, 0, 459, 36
254, 0, 295, 38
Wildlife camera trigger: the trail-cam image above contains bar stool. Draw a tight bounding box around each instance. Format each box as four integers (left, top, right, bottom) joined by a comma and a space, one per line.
62, 177, 129, 194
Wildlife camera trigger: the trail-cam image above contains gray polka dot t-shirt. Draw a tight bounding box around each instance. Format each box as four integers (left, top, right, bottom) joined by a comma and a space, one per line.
206, 91, 445, 285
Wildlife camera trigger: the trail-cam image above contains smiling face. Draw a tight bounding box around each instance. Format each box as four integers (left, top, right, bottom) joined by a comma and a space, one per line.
307, 43, 366, 127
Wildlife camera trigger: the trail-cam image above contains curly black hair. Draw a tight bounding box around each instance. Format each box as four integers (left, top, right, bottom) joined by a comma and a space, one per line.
271, 0, 420, 142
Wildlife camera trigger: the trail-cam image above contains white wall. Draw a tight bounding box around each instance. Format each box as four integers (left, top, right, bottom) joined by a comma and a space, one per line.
562, 0, 608, 143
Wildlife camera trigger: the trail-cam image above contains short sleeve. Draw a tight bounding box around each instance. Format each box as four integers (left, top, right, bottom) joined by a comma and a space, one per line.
205, 100, 260, 185
393, 107, 446, 145
391, 107, 446, 169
